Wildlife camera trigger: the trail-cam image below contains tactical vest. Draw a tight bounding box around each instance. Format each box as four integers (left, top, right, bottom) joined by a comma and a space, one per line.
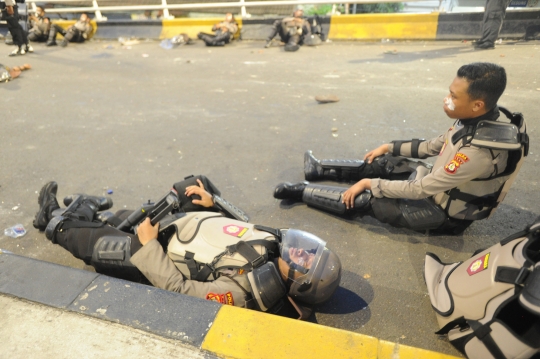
442, 107, 529, 221
162, 211, 279, 283
424, 222, 540, 358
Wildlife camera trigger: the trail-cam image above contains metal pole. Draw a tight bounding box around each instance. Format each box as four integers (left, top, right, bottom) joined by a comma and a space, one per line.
161, 0, 172, 19
92, 0, 107, 21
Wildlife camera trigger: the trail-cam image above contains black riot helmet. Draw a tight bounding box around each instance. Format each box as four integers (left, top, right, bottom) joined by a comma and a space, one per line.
278, 229, 341, 306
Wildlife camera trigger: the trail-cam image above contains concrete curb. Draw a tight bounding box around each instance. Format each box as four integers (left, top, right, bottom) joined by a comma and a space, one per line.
0, 251, 460, 359
34, 10, 540, 42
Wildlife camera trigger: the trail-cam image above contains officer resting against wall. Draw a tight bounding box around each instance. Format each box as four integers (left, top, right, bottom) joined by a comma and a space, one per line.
48, 13, 93, 47
33, 176, 341, 319
274, 62, 529, 235
27, 6, 55, 46
197, 13, 238, 47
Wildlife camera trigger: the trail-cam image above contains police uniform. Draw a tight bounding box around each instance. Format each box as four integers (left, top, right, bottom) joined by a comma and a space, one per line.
49, 19, 93, 46
28, 14, 51, 43
476, 0, 512, 49
197, 21, 238, 47
266, 16, 312, 51
1, 0, 29, 53
275, 106, 528, 234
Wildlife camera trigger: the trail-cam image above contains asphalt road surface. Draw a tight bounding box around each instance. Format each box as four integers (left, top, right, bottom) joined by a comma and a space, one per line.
1, 38, 539, 356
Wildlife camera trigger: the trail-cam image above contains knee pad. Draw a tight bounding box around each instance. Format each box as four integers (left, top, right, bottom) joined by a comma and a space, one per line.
91, 235, 135, 270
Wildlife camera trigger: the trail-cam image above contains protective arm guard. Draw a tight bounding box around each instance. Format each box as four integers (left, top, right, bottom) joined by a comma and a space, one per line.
391, 139, 429, 159
212, 194, 249, 222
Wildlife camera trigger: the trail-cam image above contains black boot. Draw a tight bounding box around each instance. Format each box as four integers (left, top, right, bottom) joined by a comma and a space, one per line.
304, 150, 398, 182
302, 184, 372, 216
284, 34, 300, 52
274, 181, 308, 200
63, 194, 113, 211
33, 181, 61, 231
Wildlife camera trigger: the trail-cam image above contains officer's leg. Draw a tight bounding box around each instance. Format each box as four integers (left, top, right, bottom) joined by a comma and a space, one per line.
45, 200, 143, 281
60, 28, 77, 47
285, 33, 301, 52
265, 19, 281, 47
27, 32, 39, 42
46, 26, 58, 46
370, 197, 447, 231
477, 0, 510, 46
304, 150, 417, 182
274, 182, 372, 216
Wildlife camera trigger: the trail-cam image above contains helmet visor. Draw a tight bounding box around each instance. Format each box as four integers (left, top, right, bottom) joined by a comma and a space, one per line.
280, 229, 326, 285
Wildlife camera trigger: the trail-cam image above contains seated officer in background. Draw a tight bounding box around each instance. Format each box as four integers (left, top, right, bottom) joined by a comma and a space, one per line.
33, 176, 341, 319
275, 62, 529, 235
197, 13, 238, 47
264, 8, 321, 52
27, 6, 55, 46
48, 13, 93, 47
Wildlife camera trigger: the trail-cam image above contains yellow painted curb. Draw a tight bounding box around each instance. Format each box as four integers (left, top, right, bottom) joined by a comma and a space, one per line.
202, 306, 461, 359
378, 340, 461, 359
160, 18, 242, 40
50, 20, 98, 39
328, 13, 439, 40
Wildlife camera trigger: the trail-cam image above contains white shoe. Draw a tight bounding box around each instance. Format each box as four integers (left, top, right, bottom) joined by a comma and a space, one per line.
26, 45, 34, 53
9, 48, 21, 57
20, 47, 26, 55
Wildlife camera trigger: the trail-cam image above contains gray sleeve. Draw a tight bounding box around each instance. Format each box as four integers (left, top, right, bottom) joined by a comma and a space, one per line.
388, 134, 445, 159
131, 239, 248, 306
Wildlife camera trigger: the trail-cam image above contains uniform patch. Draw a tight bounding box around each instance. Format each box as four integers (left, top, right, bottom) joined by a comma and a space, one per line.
223, 224, 248, 238
444, 153, 470, 174
206, 292, 234, 306
467, 253, 490, 276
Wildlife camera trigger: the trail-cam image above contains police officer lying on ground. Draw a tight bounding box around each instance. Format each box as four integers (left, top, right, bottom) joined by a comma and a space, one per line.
27, 6, 55, 46
197, 13, 238, 47
33, 176, 341, 319
48, 13, 93, 47
274, 62, 529, 235
264, 9, 321, 52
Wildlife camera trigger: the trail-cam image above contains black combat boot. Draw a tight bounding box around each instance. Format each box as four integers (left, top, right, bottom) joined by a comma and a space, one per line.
274, 181, 309, 200
304, 150, 397, 182
284, 34, 300, 52
33, 181, 61, 231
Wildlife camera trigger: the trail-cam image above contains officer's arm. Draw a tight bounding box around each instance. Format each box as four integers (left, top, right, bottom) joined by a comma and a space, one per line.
371, 147, 494, 200
388, 134, 445, 159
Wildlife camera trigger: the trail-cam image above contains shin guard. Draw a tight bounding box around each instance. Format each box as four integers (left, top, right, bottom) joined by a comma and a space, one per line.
302, 184, 371, 215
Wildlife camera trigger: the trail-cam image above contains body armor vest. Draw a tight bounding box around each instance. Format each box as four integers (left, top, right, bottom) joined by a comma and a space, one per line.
424, 222, 540, 358
163, 212, 278, 282
441, 107, 529, 221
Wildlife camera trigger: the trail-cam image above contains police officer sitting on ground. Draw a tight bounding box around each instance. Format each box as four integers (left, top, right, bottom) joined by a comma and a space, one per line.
27, 6, 55, 46
33, 176, 341, 319
28, 6, 56, 46
48, 13, 93, 47
264, 9, 321, 52
197, 13, 238, 47
1, 0, 32, 56
274, 62, 529, 235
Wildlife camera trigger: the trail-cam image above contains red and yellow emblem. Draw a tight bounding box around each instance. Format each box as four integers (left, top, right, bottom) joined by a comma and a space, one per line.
206, 292, 234, 306
444, 153, 469, 174
466, 253, 490, 276
223, 224, 248, 238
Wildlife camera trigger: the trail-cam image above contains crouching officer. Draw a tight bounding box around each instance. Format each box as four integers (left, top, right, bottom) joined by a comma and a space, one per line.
274, 62, 529, 234
33, 176, 341, 319
264, 9, 320, 52
424, 220, 540, 358
49, 13, 93, 47
27, 6, 55, 46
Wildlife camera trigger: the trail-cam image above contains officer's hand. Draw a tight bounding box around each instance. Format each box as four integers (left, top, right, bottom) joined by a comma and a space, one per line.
342, 179, 371, 209
6, 6, 14, 16
185, 179, 214, 207
138, 217, 159, 246
364, 144, 390, 164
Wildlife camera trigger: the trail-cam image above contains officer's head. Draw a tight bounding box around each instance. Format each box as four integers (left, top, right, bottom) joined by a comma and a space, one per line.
293, 9, 304, 18
443, 62, 506, 120
36, 6, 45, 17
80, 13, 89, 22
277, 229, 341, 306
225, 12, 235, 23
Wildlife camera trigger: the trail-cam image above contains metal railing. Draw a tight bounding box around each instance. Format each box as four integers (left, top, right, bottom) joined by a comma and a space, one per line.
28, 0, 433, 20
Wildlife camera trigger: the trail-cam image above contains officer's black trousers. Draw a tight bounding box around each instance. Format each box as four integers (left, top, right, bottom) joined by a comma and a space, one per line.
478, 0, 511, 45
2, 6, 27, 48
